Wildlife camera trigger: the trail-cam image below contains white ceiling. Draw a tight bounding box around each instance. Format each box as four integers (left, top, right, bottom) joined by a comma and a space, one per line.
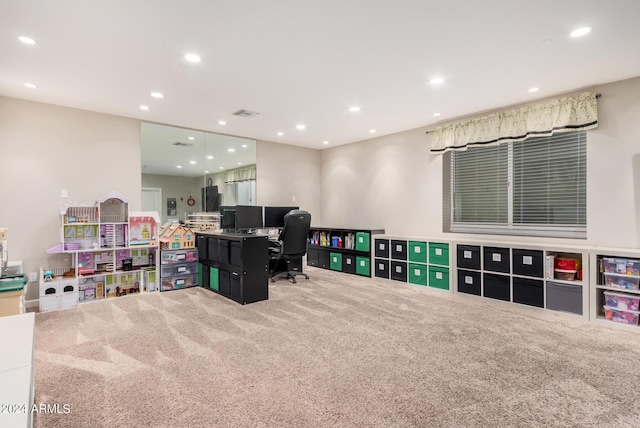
1, 0, 640, 150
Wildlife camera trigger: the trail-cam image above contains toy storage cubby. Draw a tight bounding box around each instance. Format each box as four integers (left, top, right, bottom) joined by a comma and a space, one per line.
307, 227, 385, 277
590, 247, 640, 330
454, 240, 589, 319
373, 235, 452, 291
42, 192, 160, 311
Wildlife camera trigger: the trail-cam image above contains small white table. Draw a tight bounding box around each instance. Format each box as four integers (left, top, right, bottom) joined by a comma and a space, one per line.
0, 312, 35, 428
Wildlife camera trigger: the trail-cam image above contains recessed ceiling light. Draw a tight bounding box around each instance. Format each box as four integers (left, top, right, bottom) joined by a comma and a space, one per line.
185, 53, 201, 63
188, 136, 195, 140
433, 112, 441, 117
369, 129, 376, 133
570, 27, 591, 38
218, 120, 226, 125
323, 141, 329, 145
529, 87, 540, 93
24, 82, 38, 89
242, 144, 247, 148
277, 132, 284, 137
349, 106, 361, 112
204, 170, 209, 174
190, 160, 196, 165
207, 155, 214, 160
150, 92, 164, 99
139, 105, 149, 111
177, 165, 183, 169
429, 77, 445, 85
227, 148, 235, 152
18, 36, 36, 45
296, 124, 306, 130
219, 166, 224, 170
237, 162, 242, 165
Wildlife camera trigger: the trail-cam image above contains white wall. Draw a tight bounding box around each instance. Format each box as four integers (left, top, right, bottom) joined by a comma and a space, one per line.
141, 174, 202, 223
256, 140, 321, 224
0, 96, 141, 301
320, 76, 640, 248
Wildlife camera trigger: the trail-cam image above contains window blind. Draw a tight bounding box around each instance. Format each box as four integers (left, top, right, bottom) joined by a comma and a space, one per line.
451, 131, 586, 237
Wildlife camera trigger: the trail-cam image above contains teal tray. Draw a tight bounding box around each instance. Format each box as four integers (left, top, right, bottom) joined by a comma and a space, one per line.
0, 274, 28, 292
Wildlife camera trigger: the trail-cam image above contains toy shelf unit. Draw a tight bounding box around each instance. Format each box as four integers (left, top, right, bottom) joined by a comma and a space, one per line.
454, 240, 589, 319
50, 192, 160, 309
373, 236, 452, 291
307, 227, 385, 277
590, 247, 640, 329
160, 248, 199, 291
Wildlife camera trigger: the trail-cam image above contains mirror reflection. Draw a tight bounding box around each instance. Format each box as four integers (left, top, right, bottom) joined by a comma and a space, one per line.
140, 122, 257, 229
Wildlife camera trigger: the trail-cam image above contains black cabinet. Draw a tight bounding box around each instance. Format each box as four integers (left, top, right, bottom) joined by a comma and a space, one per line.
390, 240, 408, 260
513, 277, 544, 308
457, 269, 481, 296
457, 245, 481, 270
375, 239, 390, 258
198, 233, 269, 304
483, 247, 510, 273
307, 227, 384, 277
512, 249, 544, 278
391, 260, 407, 282
483, 273, 510, 301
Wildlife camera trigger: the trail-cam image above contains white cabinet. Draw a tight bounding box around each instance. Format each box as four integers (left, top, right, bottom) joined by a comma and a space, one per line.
453, 239, 589, 319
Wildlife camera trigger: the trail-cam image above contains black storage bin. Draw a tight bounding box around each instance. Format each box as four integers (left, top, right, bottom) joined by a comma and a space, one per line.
390, 240, 408, 260
457, 269, 481, 295
483, 273, 510, 301
513, 277, 544, 308
375, 259, 390, 279
391, 261, 407, 282
483, 246, 510, 273
230, 242, 242, 266
457, 245, 481, 270
343, 254, 357, 274
512, 249, 544, 278
218, 239, 229, 264
307, 247, 319, 267
201, 265, 210, 288
546, 281, 583, 315
230, 271, 241, 300
219, 270, 230, 296
319, 251, 330, 269
196, 235, 208, 260
375, 239, 390, 258
207, 237, 218, 263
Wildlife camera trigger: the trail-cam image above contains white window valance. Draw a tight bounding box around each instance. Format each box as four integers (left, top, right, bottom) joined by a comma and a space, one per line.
224, 164, 256, 183
430, 91, 598, 154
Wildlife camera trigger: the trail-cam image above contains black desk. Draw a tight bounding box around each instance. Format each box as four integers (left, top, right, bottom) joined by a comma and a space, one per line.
196, 232, 269, 304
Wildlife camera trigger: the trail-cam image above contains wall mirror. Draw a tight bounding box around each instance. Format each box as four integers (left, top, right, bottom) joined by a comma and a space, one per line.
140, 122, 257, 225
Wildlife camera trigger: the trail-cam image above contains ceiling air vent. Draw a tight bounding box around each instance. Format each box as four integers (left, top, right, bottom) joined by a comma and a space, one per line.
232, 109, 260, 118
173, 142, 193, 147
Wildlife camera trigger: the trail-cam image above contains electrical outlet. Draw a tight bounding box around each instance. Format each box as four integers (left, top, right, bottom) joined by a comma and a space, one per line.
60, 188, 68, 198
28, 271, 37, 282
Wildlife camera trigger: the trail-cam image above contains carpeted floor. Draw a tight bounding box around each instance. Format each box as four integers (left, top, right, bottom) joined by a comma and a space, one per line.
33, 266, 640, 427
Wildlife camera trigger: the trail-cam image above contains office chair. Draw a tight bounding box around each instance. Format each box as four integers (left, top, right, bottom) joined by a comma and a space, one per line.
269, 210, 311, 283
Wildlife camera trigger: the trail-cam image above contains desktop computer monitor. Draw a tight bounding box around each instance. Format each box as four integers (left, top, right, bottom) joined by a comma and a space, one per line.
264, 206, 299, 228
219, 206, 237, 231
235, 205, 263, 232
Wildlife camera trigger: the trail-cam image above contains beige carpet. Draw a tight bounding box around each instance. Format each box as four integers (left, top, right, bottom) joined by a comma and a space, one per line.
33, 266, 640, 427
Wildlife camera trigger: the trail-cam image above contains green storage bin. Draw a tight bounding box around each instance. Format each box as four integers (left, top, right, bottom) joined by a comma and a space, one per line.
428, 266, 450, 290
356, 256, 370, 276
209, 267, 219, 291
408, 241, 427, 264
198, 263, 204, 287
355, 232, 370, 252
429, 242, 449, 266
408, 263, 428, 286
330, 252, 343, 271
